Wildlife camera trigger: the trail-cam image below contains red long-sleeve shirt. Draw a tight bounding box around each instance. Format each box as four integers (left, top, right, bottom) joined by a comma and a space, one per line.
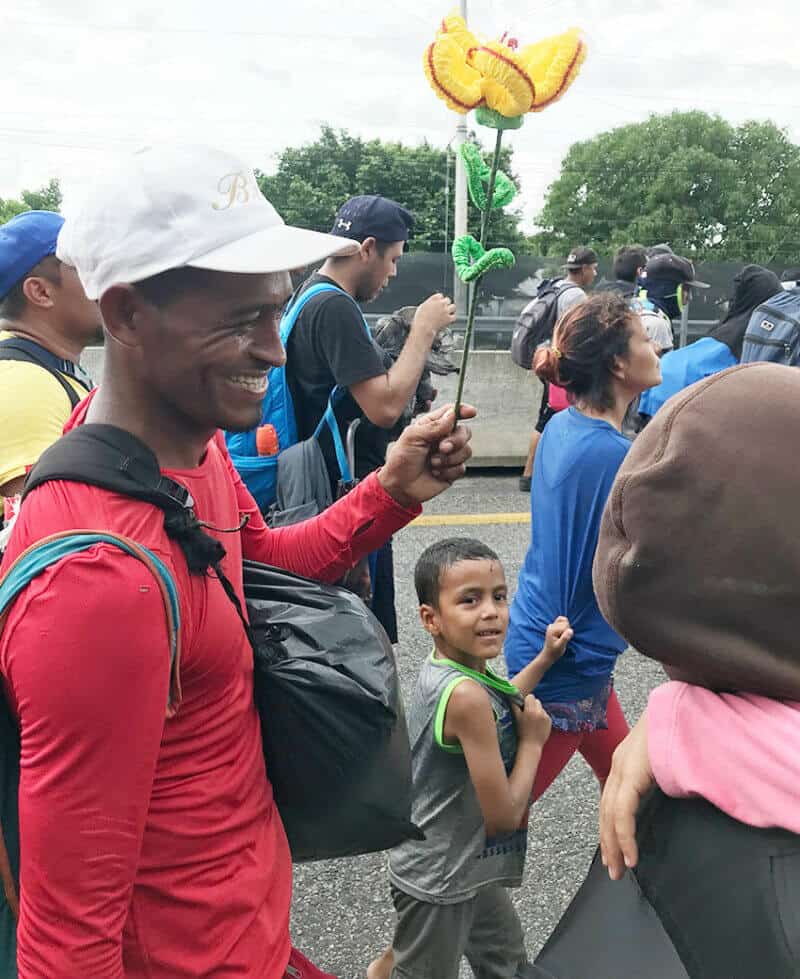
0, 407, 418, 978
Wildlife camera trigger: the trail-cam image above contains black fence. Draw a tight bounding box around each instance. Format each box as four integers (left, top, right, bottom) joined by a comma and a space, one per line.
362, 253, 780, 350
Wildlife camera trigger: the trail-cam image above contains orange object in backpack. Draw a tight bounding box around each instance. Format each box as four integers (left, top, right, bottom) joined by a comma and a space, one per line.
255, 424, 279, 456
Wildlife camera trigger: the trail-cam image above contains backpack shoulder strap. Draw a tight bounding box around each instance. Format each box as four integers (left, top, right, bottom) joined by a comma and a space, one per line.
281, 282, 370, 485
280, 281, 355, 343
0, 338, 86, 410
0, 339, 81, 411
0, 529, 183, 922
23, 424, 193, 511
0, 530, 182, 714
281, 280, 371, 341
22, 424, 230, 581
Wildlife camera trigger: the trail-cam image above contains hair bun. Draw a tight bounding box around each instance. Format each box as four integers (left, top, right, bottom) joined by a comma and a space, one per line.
533, 344, 562, 384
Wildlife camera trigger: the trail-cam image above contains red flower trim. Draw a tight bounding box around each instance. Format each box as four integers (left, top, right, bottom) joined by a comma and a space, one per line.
476, 45, 536, 104
535, 40, 584, 109
426, 42, 482, 112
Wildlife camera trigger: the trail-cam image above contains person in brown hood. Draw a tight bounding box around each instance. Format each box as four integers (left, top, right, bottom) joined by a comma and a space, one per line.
527, 363, 800, 979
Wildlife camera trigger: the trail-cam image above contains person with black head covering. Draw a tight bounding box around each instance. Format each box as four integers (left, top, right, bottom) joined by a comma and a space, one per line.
638, 264, 782, 423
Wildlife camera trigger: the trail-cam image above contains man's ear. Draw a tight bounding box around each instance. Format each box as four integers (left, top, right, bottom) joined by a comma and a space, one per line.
99, 284, 155, 349
419, 603, 441, 637
359, 236, 378, 262
21, 274, 57, 310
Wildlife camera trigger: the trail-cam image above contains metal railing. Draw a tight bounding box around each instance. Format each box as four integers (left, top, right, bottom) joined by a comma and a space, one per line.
364, 315, 718, 351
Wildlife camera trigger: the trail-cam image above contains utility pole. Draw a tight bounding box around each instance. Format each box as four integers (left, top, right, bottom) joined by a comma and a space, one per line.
679, 301, 690, 348
453, 0, 469, 317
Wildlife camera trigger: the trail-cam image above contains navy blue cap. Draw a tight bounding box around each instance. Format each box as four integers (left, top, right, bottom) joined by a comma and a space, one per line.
0, 210, 64, 300
330, 195, 414, 244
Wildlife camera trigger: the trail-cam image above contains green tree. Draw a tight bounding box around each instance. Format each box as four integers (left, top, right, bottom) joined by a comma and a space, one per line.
0, 178, 62, 224
256, 126, 525, 252
532, 112, 800, 264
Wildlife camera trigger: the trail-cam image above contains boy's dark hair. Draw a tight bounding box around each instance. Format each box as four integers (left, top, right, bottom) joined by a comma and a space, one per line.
415, 538, 501, 607
0, 256, 63, 321
613, 245, 647, 283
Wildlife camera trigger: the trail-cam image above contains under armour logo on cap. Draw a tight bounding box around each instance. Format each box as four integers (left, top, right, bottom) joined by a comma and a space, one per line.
330, 194, 415, 242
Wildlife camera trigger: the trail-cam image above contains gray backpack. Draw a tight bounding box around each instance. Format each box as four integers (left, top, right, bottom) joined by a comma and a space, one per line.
511, 280, 580, 369
741, 288, 800, 366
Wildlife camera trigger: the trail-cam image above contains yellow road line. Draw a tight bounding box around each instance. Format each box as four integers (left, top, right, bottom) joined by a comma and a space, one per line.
411, 512, 531, 527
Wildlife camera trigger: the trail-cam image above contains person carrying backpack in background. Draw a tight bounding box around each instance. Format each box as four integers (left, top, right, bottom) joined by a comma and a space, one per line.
0, 145, 475, 979
515, 246, 596, 493
739, 270, 800, 368
282, 195, 456, 642
0, 212, 101, 541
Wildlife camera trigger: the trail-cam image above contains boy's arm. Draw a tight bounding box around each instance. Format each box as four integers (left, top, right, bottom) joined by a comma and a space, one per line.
510, 616, 573, 697
443, 680, 550, 836
1, 548, 170, 978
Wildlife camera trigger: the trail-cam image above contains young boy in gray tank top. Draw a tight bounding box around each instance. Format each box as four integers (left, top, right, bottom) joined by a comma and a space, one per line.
368, 539, 572, 979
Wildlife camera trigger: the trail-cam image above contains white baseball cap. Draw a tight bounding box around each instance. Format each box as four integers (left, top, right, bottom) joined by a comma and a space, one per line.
57, 145, 361, 300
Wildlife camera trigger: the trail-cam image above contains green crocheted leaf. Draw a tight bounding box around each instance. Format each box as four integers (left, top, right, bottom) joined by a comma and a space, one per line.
452, 235, 516, 283
459, 142, 516, 211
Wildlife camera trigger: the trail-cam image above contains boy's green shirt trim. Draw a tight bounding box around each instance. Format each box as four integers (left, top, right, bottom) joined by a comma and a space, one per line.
430, 651, 522, 752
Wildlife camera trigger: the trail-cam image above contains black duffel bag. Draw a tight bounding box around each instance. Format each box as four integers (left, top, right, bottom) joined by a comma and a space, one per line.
245, 560, 421, 862
525, 789, 800, 979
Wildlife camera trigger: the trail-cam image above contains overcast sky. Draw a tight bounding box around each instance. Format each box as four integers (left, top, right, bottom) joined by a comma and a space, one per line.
2, 0, 799, 231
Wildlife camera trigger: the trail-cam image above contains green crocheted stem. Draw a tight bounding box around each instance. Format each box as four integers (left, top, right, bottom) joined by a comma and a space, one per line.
475, 106, 524, 130
454, 129, 508, 425
459, 141, 516, 212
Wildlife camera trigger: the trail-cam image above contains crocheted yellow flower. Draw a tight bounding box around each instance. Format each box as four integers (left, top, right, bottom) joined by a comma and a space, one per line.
423, 14, 586, 125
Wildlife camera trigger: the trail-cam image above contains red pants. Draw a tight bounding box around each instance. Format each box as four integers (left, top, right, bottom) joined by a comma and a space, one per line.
532, 688, 629, 801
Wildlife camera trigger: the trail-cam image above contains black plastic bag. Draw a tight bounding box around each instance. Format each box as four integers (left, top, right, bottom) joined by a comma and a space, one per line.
244, 560, 422, 862
526, 789, 800, 979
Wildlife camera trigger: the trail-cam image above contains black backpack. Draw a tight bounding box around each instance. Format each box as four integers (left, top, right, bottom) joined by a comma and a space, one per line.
510, 280, 582, 369
0, 424, 418, 973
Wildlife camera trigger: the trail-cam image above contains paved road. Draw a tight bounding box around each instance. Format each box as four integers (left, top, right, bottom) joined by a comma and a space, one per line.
291, 472, 665, 977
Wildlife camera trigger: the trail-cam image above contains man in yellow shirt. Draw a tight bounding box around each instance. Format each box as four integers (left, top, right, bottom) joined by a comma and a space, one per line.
0, 210, 101, 498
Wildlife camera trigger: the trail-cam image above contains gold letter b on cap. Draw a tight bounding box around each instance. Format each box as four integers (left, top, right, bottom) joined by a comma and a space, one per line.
212, 171, 251, 211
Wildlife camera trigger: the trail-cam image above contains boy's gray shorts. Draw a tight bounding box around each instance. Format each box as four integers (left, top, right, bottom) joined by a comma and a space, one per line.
390, 884, 527, 979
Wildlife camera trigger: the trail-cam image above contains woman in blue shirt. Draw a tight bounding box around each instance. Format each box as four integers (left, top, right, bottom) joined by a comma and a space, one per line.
505, 292, 662, 799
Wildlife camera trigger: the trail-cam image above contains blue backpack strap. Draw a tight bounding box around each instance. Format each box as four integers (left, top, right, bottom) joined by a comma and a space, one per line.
284, 281, 371, 484
279, 281, 349, 343
0, 531, 182, 714
314, 392, 353, 484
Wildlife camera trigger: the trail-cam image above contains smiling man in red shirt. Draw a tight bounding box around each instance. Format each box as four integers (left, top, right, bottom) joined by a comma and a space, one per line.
0, 145, 475, 978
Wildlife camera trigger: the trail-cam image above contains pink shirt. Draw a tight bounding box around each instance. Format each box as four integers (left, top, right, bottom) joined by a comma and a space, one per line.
648, 681, 800, 834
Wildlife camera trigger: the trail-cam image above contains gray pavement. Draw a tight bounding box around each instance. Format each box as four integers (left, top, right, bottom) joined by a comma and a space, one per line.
291, 472, 665, 978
